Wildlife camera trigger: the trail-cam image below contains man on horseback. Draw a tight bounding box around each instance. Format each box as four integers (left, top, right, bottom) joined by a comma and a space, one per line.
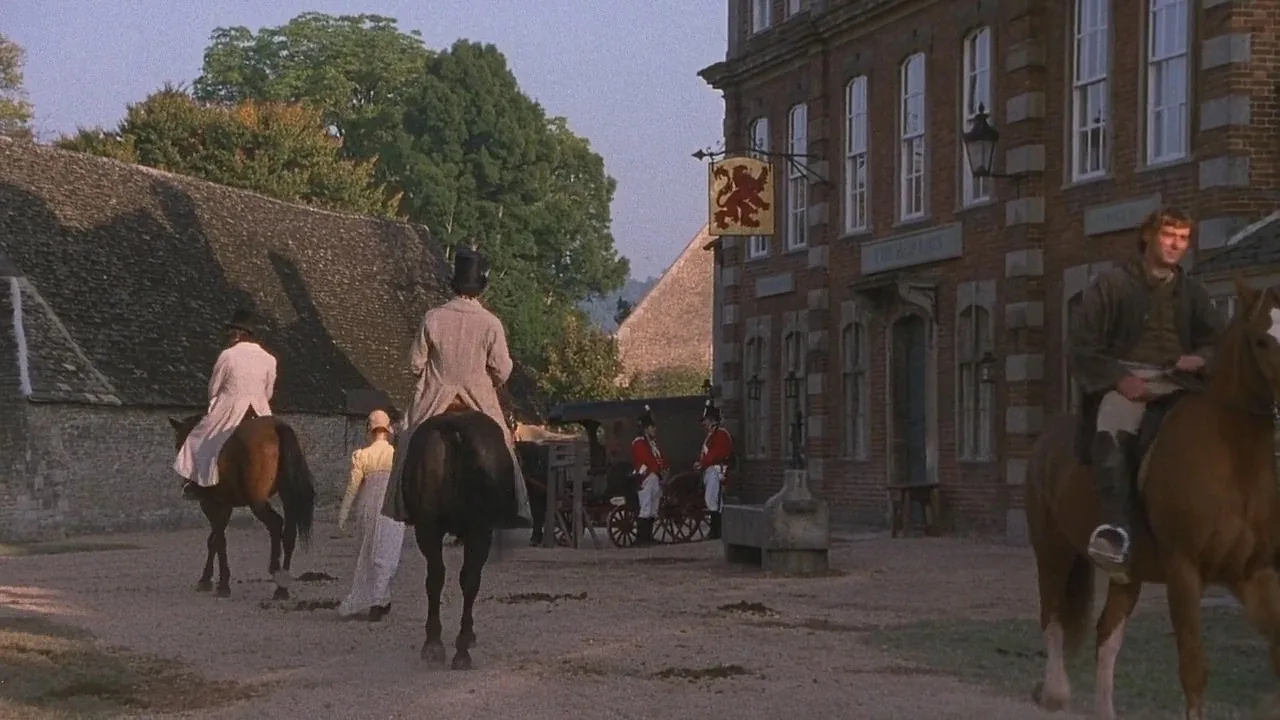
631, 405, 667, 547
173, 309, 277, 499
383, 248, 533, 526
1069, 207, 1222, 579
693, 399, 733, 540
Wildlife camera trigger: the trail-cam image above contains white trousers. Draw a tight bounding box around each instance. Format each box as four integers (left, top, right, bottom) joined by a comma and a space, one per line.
701, 466, 724, 513
638, 473, 662, 519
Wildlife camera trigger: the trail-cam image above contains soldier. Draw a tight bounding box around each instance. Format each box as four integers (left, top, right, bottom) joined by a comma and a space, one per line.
630, 405, 667, 547
693, 399, 733, 540
173, 309, 276, 499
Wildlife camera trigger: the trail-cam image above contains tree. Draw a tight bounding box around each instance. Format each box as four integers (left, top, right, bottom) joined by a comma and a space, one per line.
535, 310, 625, 406
57, 88, 398, 217
0, 33, 34, 140
613, 297, 633, 327
625, 367, 708, 399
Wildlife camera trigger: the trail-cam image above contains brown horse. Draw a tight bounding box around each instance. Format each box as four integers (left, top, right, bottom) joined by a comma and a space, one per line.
1026, 277, 1280, 719
168, 414, 316, 600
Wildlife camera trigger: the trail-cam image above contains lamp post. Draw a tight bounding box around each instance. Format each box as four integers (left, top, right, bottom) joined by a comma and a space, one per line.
784, 371, 804, 469
962, 103, 1037, 195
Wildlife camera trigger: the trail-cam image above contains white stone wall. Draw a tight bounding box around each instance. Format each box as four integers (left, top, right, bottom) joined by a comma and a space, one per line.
0, 404, 365, 541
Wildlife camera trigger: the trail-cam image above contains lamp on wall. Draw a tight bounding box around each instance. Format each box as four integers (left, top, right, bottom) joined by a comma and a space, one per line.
746, 374, 763, 401
962, 104, 1037, 194
784, 370, 805, 469
978, 351, 998, 385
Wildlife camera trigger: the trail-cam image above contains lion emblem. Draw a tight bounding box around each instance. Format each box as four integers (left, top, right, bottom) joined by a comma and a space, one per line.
712, 161, 772, 233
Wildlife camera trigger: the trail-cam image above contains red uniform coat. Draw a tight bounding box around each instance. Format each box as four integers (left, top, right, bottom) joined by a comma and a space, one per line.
697, 426, 733, 468
631, 435, 667, 483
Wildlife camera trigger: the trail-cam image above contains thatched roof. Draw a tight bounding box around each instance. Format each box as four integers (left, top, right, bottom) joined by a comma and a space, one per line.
0, 138, 451, 414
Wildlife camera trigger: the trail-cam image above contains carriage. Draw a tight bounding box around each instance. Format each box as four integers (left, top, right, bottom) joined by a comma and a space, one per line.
517, 395, 714, 548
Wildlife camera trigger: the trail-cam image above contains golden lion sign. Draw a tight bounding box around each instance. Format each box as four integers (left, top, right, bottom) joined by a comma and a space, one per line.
708, 155, 774, 236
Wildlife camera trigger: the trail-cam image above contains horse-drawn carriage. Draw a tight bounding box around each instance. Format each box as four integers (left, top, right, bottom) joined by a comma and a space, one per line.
517, 395, 713, 548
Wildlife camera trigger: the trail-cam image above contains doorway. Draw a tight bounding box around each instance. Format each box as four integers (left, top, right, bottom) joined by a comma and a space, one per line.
891, 314, 929, 487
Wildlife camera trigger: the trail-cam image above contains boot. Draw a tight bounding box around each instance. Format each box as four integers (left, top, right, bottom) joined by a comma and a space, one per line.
708, 512, 722, 540
635, 518, 655, 547
181, 481, 199, 501
1087, 431, 1136, 582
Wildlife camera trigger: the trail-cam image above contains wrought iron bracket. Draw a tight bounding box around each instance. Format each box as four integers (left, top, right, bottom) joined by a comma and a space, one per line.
692, 146, 833, 188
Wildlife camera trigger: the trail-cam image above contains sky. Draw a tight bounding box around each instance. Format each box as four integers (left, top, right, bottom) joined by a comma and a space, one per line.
6, 0, 727, 280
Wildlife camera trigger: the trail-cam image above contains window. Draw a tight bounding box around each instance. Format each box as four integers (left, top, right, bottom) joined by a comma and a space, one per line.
1072, 0, 1110, 180
786, 0, 802, 16
1147, 0, 1190, 164
841, 319, 870, 459
961, 28, 993, 205
1210, 294, 1237, 320
744, 336, 767, 457
782, 329, 805, 459
957, 304, 994, 460
786, 103, 808, 250
844, 76, 869, 233
751, 0, 771, 34
899, 53, 926, 221
1063, 262, 1111, 414
747, 117, 771, 259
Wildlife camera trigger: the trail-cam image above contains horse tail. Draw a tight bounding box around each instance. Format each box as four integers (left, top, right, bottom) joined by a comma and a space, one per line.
274, 422, 316, 548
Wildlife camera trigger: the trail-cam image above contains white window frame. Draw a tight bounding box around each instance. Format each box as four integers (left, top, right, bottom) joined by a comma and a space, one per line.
844, 75, 869, 233
961, 28, 993, 205
786, 103, 808, 250
751, 0, 772, 34
781, 329, 806, 459
841, 319, 870, 460
1146, 0, 1190, 165
786, 0, 802, 17
899, 53, 926, 221
1210, 294, 1237, 321
1071, 0, 1110, 181
747, 117, 771, 259
957, 304, 994, 461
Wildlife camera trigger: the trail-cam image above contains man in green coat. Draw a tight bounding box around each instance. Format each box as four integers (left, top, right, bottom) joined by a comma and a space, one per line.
1067, 207, 1224, 581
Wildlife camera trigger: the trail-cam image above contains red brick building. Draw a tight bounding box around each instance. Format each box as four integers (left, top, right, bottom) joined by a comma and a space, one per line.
700, 0, 1280, 540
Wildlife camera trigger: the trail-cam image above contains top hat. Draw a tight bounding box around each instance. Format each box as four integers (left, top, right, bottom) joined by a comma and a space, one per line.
451, 248, 491, 295
225, 309, 258, 335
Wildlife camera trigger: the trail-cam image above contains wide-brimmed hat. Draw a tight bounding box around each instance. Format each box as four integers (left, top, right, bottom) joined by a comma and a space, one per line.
225, 309, 258, 335
367, 409, 392, 433
451, 248, 491, 295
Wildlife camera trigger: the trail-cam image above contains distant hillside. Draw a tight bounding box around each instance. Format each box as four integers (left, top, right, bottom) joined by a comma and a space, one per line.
581, 277, 657, 332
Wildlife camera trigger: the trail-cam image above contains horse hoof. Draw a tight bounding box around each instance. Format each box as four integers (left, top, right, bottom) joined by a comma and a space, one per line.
272, 587, 290, 601
420, 642, 446, 665
215, 586, 231, 598
196, 580, 213, 592
1031, 681, 1068, 712
272, 570, 293, 589
451, 652, 472, 671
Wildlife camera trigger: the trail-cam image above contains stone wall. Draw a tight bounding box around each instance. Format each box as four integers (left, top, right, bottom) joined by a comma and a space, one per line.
0, 403, 365, 542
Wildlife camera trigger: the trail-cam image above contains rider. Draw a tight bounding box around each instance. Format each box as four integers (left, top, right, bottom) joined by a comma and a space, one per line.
1068, 206, 1222, 580
630, 405, 667, 547
693, 399, 733, 540
173, 309, 277, 499
382, 248, 533, 526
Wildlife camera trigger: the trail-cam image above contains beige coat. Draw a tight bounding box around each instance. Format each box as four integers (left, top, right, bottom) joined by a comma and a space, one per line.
173, 341, 276, 487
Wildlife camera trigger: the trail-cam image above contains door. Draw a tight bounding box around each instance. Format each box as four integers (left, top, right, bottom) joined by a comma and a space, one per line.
891, 315, 929, 487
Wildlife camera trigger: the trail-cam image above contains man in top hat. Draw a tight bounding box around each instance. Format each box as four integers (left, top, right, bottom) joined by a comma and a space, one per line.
630, 405, 667, 547
693, 399, 733, 540
382, 248, 534, 526
173, 309, 277, 499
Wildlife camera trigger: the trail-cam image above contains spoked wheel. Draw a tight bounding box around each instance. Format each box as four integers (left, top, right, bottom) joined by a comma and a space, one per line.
656, 515, 684, 544
689, 510, 712, 542
553, 509, 574, 547
607, 505, 637, 548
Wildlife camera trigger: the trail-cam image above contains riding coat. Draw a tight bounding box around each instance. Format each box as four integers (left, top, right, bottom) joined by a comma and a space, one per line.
173, 340, 277, 487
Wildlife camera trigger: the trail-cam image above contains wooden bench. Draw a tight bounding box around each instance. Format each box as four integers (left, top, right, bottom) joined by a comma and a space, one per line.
888, 482, 940, 538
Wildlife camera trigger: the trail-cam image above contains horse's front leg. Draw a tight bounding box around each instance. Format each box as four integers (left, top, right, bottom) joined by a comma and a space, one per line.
1229, 566, 1280, 719
1167, 558, 1208, 719
1095, 580, 1142, 720
452, 526, 494, 670
415, 523, 447, 666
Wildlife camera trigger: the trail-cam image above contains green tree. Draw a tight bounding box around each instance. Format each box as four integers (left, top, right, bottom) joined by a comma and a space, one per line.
0, 33, 34, 140
626, 367, 708, 399
535, 310, 625, 406
57, 88, 398, 217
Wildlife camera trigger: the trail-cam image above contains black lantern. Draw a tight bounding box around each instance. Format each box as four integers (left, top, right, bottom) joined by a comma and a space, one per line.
962, 103, 999, 178
747, 374, 764, 401
978, 351, 997, 385
784, 370, 800, 400
784, 371, 805, 469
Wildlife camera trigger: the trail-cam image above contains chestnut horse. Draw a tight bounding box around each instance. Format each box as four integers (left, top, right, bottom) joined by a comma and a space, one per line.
392, 408, 517, 670
169, 414, 316, 600
1026, 278, 1280, 719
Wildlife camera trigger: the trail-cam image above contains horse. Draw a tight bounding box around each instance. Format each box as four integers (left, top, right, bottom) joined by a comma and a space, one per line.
394, 408, 518, 670
168, 414, 317, 600
1025, 277, 1280, 719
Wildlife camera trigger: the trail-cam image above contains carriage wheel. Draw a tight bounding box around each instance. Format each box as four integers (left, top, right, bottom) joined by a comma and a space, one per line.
607, 506, 637, 548
553, 509, 575, 547
690, 510, 712, 541
655, 516, 682, 544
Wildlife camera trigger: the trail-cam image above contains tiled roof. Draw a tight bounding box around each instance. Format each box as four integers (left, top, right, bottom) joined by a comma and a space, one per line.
1194, 211, 1280, 277
0, 138, 451, 413
614, 225, 713, 379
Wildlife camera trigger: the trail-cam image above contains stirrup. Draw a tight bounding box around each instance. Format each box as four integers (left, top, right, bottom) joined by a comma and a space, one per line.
1087, 524, 1131, 564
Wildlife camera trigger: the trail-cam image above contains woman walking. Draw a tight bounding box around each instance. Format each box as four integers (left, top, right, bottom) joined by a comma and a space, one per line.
338, 410, 405, 621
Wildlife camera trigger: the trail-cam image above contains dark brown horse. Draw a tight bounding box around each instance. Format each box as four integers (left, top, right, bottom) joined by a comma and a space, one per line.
169, 414, 316, 600
1026, 278, 1280, 719
393, 408, 517, 670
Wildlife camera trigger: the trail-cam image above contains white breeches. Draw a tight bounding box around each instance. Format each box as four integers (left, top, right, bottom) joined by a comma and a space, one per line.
702, 466, 724, 513
637, 473, 662, 519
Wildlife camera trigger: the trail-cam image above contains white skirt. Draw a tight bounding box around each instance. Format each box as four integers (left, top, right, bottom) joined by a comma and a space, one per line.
339, 470, 406, 617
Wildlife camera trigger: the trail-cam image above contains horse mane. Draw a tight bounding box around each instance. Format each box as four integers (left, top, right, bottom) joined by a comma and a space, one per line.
1206, 288, 1274, 411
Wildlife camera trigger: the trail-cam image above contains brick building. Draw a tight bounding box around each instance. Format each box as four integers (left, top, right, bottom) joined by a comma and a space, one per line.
700, 0, 1279, 540
0, 139, 453, 541
615, 225, 714, 385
